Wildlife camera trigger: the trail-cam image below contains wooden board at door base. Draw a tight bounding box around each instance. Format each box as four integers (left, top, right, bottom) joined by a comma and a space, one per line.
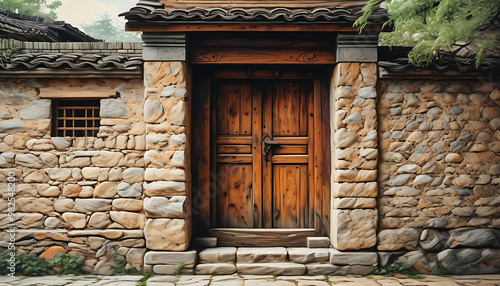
192, 67, 330, 246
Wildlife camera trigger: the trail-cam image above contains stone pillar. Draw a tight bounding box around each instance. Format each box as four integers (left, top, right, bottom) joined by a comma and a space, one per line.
141, 32, 191, 252
330, 33, 379, 250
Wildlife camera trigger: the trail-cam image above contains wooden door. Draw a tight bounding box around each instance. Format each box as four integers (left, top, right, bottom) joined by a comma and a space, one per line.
212, 80, 314, 229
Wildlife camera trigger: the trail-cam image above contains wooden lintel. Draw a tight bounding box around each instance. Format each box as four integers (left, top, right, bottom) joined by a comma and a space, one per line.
191, 47, 335, 64
126, 22, 381, 32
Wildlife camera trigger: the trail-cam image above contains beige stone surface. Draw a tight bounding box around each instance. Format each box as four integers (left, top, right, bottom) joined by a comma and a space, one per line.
331, 209, 377, 250
237, 263, 306, 275
110, 211, 146, 229
62, 212, 87, 229
144, 219, 190, 251
237, 247, 287, 263
199, 247, 237, 263
93, 182, 118, 198
195, 263, 236, 275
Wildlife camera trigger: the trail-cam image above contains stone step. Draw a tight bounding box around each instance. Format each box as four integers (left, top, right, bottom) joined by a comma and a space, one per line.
287, 248, 330, 263
237, 263, 306, 275
330, 250, 378, 266
237, 247, 287, 263
306, 263, 338, 275
199, 247, 237, 263
144, 250, 197, 266
195, 263, 237, 275
307, 237, 331, 248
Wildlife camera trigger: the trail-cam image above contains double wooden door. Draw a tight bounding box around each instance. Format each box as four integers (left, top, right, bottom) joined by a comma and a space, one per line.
192, 70, 328, 246
214, 79, 314, 229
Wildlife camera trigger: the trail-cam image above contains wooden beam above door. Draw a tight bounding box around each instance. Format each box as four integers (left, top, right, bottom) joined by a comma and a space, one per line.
189, 32, 337, 65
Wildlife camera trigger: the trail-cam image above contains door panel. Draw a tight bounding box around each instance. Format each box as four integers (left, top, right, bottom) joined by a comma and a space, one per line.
213, 79, 314, 229
216, 164, 254, 228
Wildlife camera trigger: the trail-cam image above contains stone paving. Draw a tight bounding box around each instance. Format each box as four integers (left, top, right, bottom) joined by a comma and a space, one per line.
2, 274, 500, 286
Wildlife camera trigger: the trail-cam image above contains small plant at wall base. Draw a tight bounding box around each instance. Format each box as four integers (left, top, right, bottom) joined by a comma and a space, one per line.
175, 263, 186, 275
48, 253, 86, 275
0, 250, 50, 276
374, 261, 424, 279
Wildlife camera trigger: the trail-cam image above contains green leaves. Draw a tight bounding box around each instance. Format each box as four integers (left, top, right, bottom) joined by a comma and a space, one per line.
48, 253, 86, 275
374, 260, 424, 279
81, 13, 141, 42
356, 0, 500, 68
0, 250, 86, 276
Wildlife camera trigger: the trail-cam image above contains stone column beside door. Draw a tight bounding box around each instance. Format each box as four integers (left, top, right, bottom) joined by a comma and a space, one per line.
329, 33, 379, 250
140, 32, 192, 253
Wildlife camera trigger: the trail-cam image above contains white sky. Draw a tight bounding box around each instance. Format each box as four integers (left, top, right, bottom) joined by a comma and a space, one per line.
51, 0, 137, 29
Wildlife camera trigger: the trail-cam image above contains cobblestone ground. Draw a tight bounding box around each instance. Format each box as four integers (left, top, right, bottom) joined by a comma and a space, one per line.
2, 275, 500, 286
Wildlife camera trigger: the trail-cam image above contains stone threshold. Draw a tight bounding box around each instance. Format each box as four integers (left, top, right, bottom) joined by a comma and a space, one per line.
144, 247, 377, 276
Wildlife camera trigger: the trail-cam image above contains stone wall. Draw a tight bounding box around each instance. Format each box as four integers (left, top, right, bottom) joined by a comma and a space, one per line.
0, 77, 147, 273
377, 79, 500, 274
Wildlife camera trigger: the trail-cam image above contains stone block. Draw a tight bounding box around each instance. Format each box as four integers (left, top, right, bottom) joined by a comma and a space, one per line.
62, 212, 87, 229
152, 265, 193, 275
91, 151, 124, 167
333, 170, 377, 182
307, 237, 330, 248
305, 264, 337, 275
144, 196, 186, 218
17, 198, 53, 214
126, 248, 147, 271
332, 182, 378, 198
377, 228, 419, 251
331, 209, 377, 250
112, 199, 143, 211
144, 168, 185, 182
93, 182, 118, 198
333, 198, 376, 209
144, 250, 196, 266
330, 250, 377, 266
100, 98, 127, 118
287, 248, 330, 263
199, 247, 236, 263
144, 219, 190, 251
330, 265, 374, 275
117, 182, 143, 198
236, 263, 306, 275
19, 99, 51, 120
144, 181, 186, 196
110, 211, 146, 229
74, 199, 112, 213
123, 168, 145, 184
237, 247, 287, 263
195, 263, 236, 275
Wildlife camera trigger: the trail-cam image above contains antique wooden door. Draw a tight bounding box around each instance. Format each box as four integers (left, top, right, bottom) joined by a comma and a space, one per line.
192, 67, 329, 246
212, 79, 314, 229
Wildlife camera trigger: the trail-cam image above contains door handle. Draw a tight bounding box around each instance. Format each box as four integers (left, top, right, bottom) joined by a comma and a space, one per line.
262, 136, 279, 156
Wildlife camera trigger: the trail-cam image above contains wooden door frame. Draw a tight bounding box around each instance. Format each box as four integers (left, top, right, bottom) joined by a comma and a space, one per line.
191, 65, 331, 246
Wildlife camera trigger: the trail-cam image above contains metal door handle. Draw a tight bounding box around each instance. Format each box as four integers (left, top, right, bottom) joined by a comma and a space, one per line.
262, 136, 279, 156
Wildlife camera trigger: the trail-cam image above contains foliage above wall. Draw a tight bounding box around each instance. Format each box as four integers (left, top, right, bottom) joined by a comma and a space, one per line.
355, 0, 500, 68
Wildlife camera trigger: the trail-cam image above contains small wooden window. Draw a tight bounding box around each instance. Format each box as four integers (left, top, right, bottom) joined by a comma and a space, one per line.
52, 100, 101, 137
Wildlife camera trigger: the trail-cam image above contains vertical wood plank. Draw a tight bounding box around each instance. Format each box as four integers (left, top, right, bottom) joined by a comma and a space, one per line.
299, 83, 308, 136
307, 81, 315, 228
216, 164, 229, 227
299, 165, 308, 228
216, 83, 229, 135
240, 83, 252, 135
321, 79, 331, 236
313, 79, 323, 233
210, 82, 218, 227
219, 164, 253, 228
228, 83, 241, 134
262, 82, 273, 228
252, 83, 263, 228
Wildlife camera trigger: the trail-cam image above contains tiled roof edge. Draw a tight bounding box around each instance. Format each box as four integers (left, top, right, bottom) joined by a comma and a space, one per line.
120, 6, 388, 24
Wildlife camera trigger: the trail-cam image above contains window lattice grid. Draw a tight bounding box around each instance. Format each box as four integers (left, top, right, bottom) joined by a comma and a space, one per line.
53, 100, 101, 137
